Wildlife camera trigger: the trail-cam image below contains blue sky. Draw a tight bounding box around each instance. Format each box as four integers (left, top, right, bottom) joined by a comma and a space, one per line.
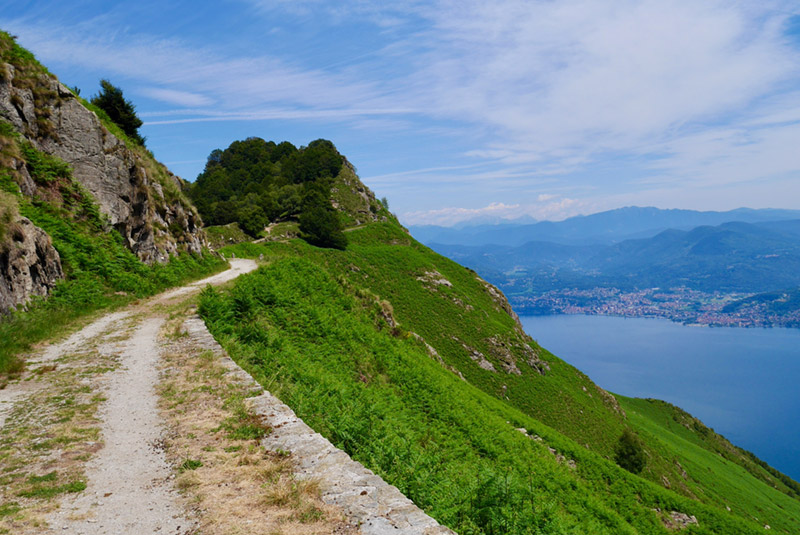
2, 0, 800, 225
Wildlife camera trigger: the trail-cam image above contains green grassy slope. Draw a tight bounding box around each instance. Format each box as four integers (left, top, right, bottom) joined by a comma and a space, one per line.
620, 397, 800, 533
199, 219, 800, 534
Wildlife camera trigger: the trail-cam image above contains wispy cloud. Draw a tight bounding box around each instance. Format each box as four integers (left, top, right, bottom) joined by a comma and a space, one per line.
3, 1, 800, 224
401, 197, 586, 226
0, 20, 387, 113
138, 88, 215, 107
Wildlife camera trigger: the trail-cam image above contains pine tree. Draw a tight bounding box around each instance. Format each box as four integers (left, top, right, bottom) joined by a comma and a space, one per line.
91, 80, 145, 145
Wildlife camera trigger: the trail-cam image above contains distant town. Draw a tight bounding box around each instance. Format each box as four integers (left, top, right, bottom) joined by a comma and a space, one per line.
510, 287, 800, 328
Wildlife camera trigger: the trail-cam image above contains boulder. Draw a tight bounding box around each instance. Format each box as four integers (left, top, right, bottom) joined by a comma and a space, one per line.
0, 217, 63, 314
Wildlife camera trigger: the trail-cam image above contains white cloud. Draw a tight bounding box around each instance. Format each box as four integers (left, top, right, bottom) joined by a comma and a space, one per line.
139, 87, 214, 107
411, 1, 799, 160
401, 197, 586, 226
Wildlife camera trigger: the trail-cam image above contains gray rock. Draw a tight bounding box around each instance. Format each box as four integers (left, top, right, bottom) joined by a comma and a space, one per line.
667, 511, 698, 530
0, 62, 204, 263
0, 217, 63, 314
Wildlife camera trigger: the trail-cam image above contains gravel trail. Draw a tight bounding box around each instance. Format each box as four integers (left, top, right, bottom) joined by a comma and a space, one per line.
51, 318, 190, 535
47, 260, 257, 533
3, 257, 451, 534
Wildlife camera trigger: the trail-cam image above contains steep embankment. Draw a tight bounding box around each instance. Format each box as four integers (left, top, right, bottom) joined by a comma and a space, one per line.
0, 31, 209, 313
0, 32, 224, 374
196, 153, 800, 533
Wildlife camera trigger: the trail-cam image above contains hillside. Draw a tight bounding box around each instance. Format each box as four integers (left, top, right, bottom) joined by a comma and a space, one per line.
430, 220, 800, 294
0, 33, 224, 374
194, 142, 800, 534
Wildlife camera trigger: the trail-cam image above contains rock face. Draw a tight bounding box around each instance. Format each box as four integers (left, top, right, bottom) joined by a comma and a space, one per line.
0, 62, 205, 263
0, 217, 63, 314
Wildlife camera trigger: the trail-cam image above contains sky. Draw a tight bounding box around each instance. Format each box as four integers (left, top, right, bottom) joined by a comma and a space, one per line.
2, 0, 800, 226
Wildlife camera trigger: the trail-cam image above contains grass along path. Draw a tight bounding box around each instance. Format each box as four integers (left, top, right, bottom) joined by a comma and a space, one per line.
1, 257, 442, 534
0, 261, 271, 533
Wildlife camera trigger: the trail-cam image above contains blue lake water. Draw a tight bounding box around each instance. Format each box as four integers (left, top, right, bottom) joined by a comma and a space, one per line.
519, 314, 800, 482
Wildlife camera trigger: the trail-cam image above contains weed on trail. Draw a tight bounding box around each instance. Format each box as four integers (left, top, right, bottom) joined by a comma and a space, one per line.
157, 316, 355, 535
0, 341, 119, 534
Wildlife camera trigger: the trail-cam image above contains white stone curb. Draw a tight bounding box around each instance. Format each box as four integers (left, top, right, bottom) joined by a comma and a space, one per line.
183, 316, 456, 535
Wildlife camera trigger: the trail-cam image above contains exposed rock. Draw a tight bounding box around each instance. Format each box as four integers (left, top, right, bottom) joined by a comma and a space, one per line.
486, 334, 549, 375
475, 275, 551, 375
0, 62, 205, 263
676, 461, 688, 480
479, 276, 523, 326
665, 511, 698, 530
0, 217, 63, 314
417, 270, 453, 288
662, 475, 671, 489
377, 299, 398, 329
485, 335, 522, 375
332, 158, 385, 226
456, 339, 496, 372
410, 332, 446, 366
594, 384, 626, 417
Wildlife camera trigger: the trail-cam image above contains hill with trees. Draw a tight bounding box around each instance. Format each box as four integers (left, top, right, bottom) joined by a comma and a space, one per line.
188, 137, 376, 249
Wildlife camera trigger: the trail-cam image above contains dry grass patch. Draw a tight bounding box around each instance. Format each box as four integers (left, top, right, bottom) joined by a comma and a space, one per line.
0, 333, 124, 534
158, 318, 355, 535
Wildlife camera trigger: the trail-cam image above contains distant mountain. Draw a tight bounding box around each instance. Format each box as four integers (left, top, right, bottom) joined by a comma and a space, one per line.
430, 219, 800, 294
410, 206, 800, 247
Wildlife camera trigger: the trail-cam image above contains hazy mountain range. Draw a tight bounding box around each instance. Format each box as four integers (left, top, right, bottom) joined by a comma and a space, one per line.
413, 208, 800, 326
409, 206, 800, 247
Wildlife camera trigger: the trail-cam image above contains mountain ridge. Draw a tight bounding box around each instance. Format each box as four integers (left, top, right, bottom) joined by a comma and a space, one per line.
410, 206, 800, 246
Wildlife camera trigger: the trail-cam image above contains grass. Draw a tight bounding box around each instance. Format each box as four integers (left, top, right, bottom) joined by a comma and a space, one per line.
17, 478, 86, 499
200, 233, 790, 534
156, 311, 350, 535
619, 396, 800, 533
205, 222, 250, 249
178, 459, 204, 472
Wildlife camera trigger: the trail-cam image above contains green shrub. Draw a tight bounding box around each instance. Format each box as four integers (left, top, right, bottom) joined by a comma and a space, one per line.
615, 429, 646, 474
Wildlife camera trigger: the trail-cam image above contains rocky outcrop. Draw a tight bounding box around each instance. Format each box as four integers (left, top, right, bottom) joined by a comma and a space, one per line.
0, 217, 62, 314
331, 158, 386, 226
0, 62, 205, 263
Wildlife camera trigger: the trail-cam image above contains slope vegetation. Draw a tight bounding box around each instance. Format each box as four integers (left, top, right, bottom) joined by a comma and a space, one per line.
199, 199, 800, 533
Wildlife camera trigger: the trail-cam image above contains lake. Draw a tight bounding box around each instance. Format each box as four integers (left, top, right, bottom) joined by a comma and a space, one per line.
519, 314, 800, 482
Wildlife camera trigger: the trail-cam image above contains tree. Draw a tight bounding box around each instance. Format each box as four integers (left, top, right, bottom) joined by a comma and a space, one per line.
91, 80, 145, 145
615, 429, 646, 474
298, 182, 347, 250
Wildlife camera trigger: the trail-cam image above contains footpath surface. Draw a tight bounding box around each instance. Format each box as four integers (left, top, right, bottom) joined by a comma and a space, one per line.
0, 259, 454, 534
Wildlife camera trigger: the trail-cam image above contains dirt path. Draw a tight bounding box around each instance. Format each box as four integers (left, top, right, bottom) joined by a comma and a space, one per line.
1, 257, 451, 535
47, 260, 258, 534
50, 318, 190, 534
